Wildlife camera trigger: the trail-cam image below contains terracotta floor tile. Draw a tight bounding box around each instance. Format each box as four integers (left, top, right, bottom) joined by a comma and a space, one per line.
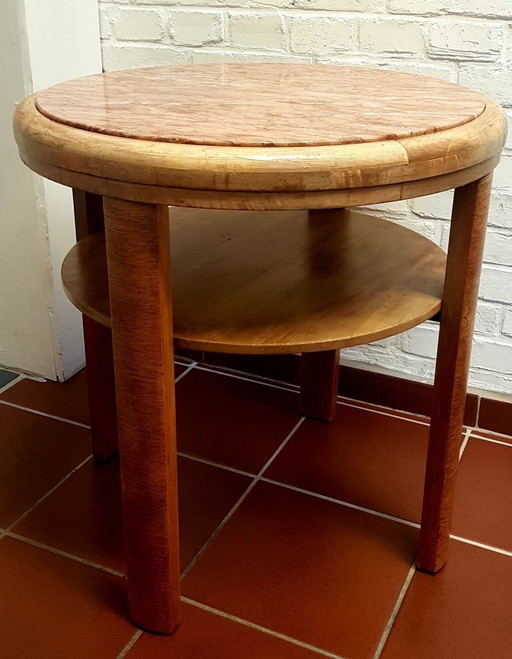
381, 540, 512, 659
176, 369, 301, 473
0, 370, 90, 424
266, 403, 430, 523
452, 437, 512, 550
471, 428, 512, 446
0, 405, 91, 528
0, 536, 134, 659
339, 398, 430, 424
179, 457, 251, 570
174, 362, 188, 378
183, 481, 417, 658
128, 602, 320, 658
0, 364, 189, 426
478, 396, 512, 438
14, 455, 250, 573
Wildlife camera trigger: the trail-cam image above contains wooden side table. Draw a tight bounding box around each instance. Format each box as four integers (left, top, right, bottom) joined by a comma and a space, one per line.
14, 64, 507, 634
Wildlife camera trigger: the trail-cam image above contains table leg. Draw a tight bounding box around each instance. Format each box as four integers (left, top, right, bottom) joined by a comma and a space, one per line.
73, 190, 118, 462
417, 174, 492, 573
300, 350, 340, 421
82, 317, 118, 462
104, 197, 181, 633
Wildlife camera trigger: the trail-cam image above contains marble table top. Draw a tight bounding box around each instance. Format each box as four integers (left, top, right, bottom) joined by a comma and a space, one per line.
35, 63, 487, 148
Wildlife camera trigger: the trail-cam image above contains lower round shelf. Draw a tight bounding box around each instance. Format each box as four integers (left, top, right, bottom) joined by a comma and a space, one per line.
62, 208, 446, 354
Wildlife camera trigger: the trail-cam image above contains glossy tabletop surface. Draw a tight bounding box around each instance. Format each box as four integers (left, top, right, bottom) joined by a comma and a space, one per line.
35, 64, 487, 147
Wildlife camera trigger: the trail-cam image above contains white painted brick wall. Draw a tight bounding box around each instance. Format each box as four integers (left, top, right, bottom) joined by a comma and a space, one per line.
289, 16, 353, 56
98, 0, 512, 395
359, 19, 424, 54
229, 13, 285, 50
170, 10, 223, 47
114, 8, 165, 42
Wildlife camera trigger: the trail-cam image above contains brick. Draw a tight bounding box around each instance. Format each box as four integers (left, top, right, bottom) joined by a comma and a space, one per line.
402, 324, 439, 359
345, 341, 436, 380
480, 266, 512, 304
136, 0, 248, 5
488, 193, 512, 230
471, 337, 512, 373
320, 56, 456, 82
229, 12, 285, 50
361, 199, 410, 217
458, 62, 512, 107
388, 0, 512, 19
114, 8, 165, 42
102, 44, 190, 71
474, 302, 501, 336
392, 217, 444, 244
427, 22, 502, 62
469, 369, 512, 394
492, 153, 512, 191
289, 0, 385, 10
484, 230, 512, 266
373, 59, 456, 81
505, 111, 512, 151
359, 19, 425, 54
411, 191, 454, 219
289, 16, 353, 55
503, 309, 512, 337
191, 50, 310, 64
170, 10, 223, 47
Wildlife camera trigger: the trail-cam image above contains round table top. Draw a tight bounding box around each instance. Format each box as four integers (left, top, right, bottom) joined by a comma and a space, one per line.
36, 64, 485, 148
14, 63, 507, 209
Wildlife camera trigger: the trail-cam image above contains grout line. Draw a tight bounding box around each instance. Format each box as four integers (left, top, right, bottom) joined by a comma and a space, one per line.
116, 630, 143, 659
337, 399, 429, 426
193, 363, 300, 394
475, 394, 482, 428
458, 427, 472, 459
182, 597, 345, 659
373, 562, 416, 659
0, 362, 197, 428
450, 534, 512, 558
471, 433, 512, 448
174, 361, 197, 384
195, 361, 434, 428
7, 532, 125, 578
177, 451, 256, 479
0, 400, 91, 429
0, 374, 25, 395
260, 477, 421, 530
180, 417, 306, 579
5, 455, 94, 533
192, 360, 444, 429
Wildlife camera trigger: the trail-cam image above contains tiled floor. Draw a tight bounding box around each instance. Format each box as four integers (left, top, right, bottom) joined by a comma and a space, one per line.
0, 361, 511, 658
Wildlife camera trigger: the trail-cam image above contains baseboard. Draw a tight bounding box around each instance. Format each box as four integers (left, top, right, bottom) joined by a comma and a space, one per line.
176, 349, 511, 437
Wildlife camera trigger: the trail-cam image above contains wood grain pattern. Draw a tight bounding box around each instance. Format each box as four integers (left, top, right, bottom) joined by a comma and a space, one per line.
104, 197, 181, 633
82, 317, 118, 462
13, 82, 506, 202
300, 350, 340, 422
62, 208, 446, 354
36, 64, 486, 147
14, 64, 507, 631
417, 175, 492, 573
72, 190, 118, 463
22, 151, 500, 211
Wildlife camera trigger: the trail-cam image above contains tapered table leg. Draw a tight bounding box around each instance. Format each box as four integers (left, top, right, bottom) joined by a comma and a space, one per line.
73, 190, 118, 462
300, 350, 340, 421
417, 175, 492, 573
104, 197, 181, 634
82, 317, 118, 462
